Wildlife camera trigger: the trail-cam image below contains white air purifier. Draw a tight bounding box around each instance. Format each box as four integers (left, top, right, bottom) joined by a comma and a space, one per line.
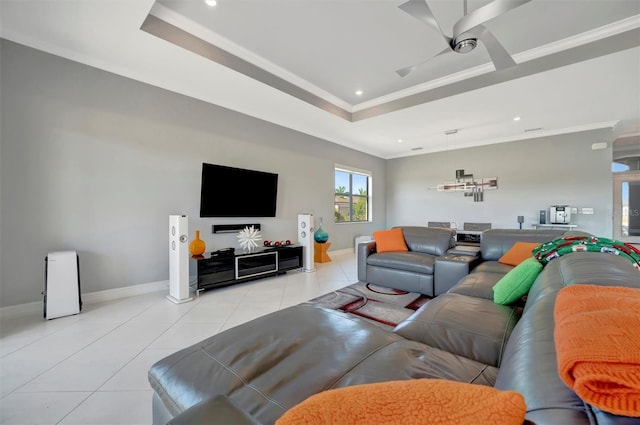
44, 251, 81, 320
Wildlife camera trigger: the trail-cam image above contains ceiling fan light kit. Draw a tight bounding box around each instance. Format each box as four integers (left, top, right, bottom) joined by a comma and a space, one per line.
397, 0, 531, 77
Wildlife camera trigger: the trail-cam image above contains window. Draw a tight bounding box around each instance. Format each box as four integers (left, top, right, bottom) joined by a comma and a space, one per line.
612, 156, 640, 172
334, 166, 371, 223
613, 172, 640, 242
613, 138, 640, 243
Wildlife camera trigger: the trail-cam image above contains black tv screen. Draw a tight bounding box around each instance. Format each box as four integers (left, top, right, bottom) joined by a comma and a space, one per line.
199, 163, 278, 217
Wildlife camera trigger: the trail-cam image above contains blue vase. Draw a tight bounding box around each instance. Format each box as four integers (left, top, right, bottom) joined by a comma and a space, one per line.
314, 217, 329, 243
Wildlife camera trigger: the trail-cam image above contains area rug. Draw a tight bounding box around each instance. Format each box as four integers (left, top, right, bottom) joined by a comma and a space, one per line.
306, 283, 431, 329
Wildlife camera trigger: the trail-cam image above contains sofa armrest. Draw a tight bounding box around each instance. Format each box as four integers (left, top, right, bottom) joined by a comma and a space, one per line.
167, 395, 261, 425
357, 241, 376, 282
434, 255, 481, 296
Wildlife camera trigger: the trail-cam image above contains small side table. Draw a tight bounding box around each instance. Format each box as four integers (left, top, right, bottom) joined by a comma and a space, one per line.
314, 242, 332, 263
447, 245, 482, 257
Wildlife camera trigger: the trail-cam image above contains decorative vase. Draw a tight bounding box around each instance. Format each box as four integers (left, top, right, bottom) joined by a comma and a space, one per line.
189, 230, 206, 256
314, 217, 329, 243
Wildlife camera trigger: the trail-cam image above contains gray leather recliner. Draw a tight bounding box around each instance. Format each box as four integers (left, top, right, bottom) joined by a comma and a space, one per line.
357, 226, 456, 296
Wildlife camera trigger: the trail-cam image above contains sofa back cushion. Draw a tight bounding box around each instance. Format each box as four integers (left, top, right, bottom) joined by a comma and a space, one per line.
481, 229, 565, 261
524, 251, 640, 314
394, 293, 521, 367
395, 226, 455, 256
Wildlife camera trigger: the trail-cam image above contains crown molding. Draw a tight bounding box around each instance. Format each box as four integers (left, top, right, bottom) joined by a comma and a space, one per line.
385, 120, 620, 159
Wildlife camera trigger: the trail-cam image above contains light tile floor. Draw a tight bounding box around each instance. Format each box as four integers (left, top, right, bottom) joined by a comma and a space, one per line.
0, 252, 357, 424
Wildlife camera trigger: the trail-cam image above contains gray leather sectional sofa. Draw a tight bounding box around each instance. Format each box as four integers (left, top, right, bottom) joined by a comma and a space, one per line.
148, 229, 640, 424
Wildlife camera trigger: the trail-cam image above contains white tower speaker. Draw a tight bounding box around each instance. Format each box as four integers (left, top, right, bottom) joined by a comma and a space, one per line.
298, 213, 315, 272
168, 215, 193, 304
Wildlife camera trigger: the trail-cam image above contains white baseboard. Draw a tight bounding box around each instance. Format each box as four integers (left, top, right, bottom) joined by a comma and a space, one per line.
1, 249, 354, 319
328, 248, 353, 256
0, 280, 169, 320
0, 301, 43, 320
81, 280, 168, 305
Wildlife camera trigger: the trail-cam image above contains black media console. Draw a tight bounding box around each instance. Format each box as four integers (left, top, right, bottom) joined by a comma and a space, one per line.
192, 245, 303, 293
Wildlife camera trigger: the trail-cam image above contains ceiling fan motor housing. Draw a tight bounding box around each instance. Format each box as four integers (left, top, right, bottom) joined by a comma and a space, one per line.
453, 37, 477, 53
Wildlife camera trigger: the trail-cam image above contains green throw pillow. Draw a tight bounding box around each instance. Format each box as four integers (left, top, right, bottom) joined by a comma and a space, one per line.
493, 257, 543, 305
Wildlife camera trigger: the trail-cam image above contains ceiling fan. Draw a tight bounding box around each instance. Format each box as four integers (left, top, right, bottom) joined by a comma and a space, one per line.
396, 0, 531, 77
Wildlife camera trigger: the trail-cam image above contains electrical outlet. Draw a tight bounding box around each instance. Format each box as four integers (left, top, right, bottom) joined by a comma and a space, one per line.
581, 207, 594, 215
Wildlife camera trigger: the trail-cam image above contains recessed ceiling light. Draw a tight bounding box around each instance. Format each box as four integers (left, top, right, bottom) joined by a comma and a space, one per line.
204, 0, 217, 6
397, 139, 404, 143
513, 116, 521, 121
355, 90, 363, 96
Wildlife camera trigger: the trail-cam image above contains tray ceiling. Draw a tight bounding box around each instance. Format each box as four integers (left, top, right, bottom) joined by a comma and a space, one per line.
1, 0, 639, 158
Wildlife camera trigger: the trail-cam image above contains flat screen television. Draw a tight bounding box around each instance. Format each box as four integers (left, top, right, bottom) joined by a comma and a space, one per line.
199, 163, 278, 217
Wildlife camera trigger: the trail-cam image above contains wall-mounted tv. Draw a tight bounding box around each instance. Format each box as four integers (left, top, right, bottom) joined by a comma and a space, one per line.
200, 163, 278, 217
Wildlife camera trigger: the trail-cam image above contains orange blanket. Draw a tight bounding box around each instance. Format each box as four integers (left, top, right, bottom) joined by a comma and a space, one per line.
276, 379, 525, 425
554, 284, 640, 417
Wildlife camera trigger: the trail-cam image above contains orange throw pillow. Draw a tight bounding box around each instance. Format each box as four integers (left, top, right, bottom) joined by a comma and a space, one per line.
373, 228, 408, 253
276, 379, 526, 425
498, 242, 541, 266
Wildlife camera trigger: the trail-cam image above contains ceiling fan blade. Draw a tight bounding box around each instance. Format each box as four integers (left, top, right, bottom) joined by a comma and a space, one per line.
453, 0, 531, 38
475, 25, 516, 70
396, 47, 451, 77
398, 0, 452, 47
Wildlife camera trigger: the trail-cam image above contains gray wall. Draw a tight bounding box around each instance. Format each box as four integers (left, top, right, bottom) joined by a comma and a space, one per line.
387, 130, 615, 235
0, 38, 620, 308
0, 40, 386, 307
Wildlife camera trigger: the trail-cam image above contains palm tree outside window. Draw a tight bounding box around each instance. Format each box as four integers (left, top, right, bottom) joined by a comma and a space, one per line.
335, 167, 371, 223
